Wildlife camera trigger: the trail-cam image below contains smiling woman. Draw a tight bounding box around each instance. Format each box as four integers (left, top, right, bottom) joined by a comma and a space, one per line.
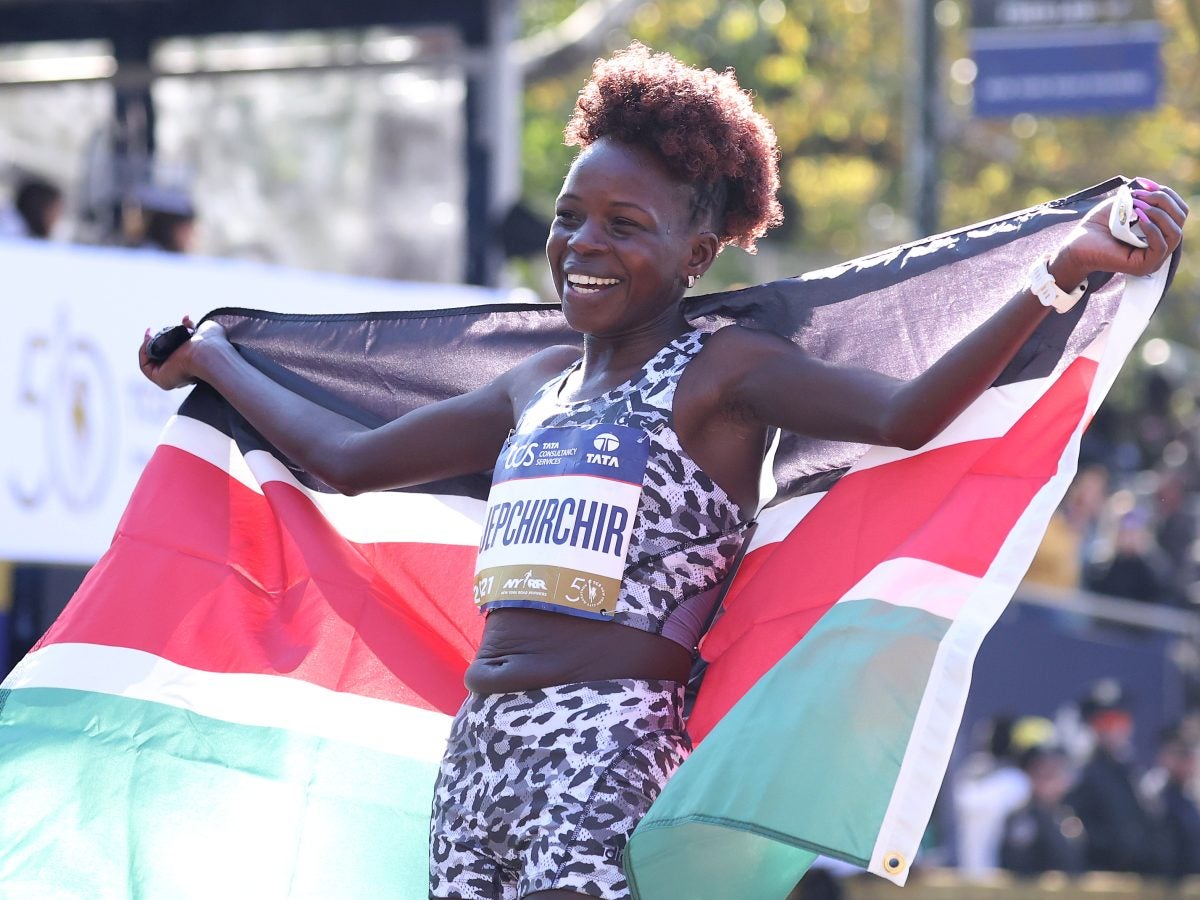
139, 40, 1188, 900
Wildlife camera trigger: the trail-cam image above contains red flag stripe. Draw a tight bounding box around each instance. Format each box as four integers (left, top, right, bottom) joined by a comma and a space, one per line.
39, 443, 483, 715
690, 355, 1097, 738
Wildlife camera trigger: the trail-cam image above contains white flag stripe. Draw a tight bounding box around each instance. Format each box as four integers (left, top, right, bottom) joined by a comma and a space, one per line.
834, 557, 980, 621
159, 415, 486, 546
4, 643, 453, 762
160, 413, 262, 492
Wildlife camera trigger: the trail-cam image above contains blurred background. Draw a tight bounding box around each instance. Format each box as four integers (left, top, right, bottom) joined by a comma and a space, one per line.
1, 0, 1198, 895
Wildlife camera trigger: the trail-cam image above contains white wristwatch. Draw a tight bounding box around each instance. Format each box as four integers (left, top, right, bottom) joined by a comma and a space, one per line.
1028, 255, 1087, 314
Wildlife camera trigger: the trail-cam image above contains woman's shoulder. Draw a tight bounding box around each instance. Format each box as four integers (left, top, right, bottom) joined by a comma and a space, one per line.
694, 322, 798, 373
500, 342, 581, 401
524, 343, 583, 377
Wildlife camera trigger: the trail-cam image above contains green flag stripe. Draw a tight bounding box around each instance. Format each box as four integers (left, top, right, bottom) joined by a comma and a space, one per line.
0, 686, 436, 899
627, 598, 950, 899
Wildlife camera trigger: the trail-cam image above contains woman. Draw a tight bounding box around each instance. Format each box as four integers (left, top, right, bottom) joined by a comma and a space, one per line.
141, 44, 1186, 900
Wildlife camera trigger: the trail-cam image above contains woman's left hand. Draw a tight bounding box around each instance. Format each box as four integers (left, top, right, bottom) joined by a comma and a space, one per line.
1049, 179, 1188, 287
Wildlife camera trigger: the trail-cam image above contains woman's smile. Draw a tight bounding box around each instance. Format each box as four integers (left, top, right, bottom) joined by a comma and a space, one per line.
564, 272, 623, 297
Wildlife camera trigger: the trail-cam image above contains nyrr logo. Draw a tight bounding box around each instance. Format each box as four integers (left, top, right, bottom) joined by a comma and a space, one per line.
592, 432, 620, 453
502, 570, 548, 592
586, 432, 622, 467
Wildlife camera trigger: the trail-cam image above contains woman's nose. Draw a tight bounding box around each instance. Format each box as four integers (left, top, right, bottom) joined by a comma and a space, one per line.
567, 220, 605, 253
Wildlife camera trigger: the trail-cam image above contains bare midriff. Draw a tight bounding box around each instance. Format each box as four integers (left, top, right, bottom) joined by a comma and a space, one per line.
463, 607, 694, 695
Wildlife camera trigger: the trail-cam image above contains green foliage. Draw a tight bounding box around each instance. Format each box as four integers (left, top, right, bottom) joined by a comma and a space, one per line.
519, 0, 1198, 341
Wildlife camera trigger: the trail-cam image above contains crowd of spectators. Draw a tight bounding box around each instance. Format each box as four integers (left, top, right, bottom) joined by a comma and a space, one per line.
952, 682, 1200, 882
1027, 363, 1200, 612
997, 363, 1200, 883
1, 170, 195, 253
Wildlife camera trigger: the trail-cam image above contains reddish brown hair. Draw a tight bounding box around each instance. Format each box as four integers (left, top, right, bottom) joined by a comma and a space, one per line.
564, 43, 783, 253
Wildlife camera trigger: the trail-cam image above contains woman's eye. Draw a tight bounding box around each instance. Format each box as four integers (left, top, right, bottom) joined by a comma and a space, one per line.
555, 210, 577, 223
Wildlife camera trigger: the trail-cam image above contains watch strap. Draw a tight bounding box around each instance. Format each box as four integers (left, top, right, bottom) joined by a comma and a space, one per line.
1028, 255, 1086, 314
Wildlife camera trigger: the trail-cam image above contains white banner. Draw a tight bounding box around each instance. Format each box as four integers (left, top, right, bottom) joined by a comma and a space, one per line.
0, 239, 524, 564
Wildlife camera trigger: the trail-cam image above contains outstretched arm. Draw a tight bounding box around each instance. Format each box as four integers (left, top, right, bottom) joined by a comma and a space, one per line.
140, 320, 572, 495
726, 182, 1188, 448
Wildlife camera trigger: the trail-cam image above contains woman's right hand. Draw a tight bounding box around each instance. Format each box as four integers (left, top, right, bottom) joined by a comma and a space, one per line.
138, 316, 229, 391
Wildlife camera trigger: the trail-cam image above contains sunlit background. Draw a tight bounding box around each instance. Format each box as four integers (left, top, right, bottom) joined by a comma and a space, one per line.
2, 1, 1199, 893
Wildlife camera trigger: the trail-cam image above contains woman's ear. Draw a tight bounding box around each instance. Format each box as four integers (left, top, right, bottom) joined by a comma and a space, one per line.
687, 230, 721, 281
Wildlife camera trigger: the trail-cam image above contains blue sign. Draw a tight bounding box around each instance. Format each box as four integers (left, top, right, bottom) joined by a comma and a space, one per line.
971, 13, 1162, 117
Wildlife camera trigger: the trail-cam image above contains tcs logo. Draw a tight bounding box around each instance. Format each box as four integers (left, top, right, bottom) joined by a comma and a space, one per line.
503, 440, 538, 469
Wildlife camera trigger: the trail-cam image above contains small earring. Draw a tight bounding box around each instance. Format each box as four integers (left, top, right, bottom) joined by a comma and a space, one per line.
686, 274, 697, 289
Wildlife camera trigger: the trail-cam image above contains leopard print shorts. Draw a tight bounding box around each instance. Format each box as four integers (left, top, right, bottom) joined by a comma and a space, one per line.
428, 679, 689, 899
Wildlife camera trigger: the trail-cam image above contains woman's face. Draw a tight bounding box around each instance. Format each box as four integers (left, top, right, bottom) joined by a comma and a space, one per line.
546, 137, 714, 337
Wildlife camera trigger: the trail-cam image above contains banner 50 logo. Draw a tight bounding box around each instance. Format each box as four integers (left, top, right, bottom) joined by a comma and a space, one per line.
8, 310, 118, 510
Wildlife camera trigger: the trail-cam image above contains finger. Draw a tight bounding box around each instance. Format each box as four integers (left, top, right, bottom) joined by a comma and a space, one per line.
183, 314, 195, 328
1132, 188, 1184, 234
139, 328, 155, 365
1132, 206, 1169, 256
1156, 184, 1189, 217
1133, 186, 1189, 227
1140, 200, 1185, 253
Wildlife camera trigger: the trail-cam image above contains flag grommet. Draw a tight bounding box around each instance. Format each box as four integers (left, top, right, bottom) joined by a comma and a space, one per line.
882, 852, 906, 875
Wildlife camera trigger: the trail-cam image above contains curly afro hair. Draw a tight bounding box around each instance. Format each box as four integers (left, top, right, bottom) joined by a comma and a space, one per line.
564, 43, 783, 253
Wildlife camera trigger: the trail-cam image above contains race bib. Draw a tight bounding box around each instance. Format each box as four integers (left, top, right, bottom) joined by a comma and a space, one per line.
473, 424, 648, 619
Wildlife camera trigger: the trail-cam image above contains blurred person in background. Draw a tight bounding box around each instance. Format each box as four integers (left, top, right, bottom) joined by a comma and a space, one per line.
999, 743, 1087, 877
1152, 468, 1197, 604
0, 174, 63, 240
1135, 370, 1179, 468
1024, 464, 1110, 591
1085, 508, 1173, 605
1066, 680, 1162, 875
1142, 725, 1200, 879
134, 184, 197, 254
953, 715, 1032, 876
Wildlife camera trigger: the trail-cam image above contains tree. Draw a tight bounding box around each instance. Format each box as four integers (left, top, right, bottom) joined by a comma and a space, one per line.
518, 0, 1197, 337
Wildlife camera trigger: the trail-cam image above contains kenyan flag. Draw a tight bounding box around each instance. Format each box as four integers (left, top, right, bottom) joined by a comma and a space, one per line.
0, 179, 1175, 898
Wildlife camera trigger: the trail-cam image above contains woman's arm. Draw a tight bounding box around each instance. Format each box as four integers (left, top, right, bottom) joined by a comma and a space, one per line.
140, 320, 573, 495
725, 183, 1189, 448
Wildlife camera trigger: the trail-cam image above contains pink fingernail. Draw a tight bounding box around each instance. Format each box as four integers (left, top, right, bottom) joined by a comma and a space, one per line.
1137, 177, 1160, 190
1135, 209, 1148, 222
1133, 198, 1151, 210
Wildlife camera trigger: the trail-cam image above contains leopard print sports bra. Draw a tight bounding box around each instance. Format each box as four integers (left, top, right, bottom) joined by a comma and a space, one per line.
472, 327, 754, 650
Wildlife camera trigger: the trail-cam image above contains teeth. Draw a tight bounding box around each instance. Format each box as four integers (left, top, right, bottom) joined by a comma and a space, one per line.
567, 274, 619, 286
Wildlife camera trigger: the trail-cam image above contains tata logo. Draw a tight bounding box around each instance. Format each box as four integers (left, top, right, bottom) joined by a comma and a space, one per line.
593, 432, 620, 453
586, 432, 622, 467
503, 570, 548, 591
